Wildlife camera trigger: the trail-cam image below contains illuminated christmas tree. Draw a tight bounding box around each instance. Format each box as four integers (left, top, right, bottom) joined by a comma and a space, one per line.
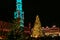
31, 15, 43, 38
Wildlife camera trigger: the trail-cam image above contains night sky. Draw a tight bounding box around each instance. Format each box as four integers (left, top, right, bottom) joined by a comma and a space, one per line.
23, 0, 60, 27
0, 0, 60, 27
0, 0, 16, 22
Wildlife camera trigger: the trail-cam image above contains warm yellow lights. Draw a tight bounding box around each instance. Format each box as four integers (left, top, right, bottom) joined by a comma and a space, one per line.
0, 37, 3, 40
31, 15, 43, 38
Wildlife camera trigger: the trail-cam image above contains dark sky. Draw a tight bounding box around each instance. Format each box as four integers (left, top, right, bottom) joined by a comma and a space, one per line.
0, 0, 16, 22
23, 0, 60, 27
0, 0, 60, 27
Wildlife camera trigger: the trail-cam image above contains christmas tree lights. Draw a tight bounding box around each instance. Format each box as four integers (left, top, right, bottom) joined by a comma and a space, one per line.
31, 15, 43, 38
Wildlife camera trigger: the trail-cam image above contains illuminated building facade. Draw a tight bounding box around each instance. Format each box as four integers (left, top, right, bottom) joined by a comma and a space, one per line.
0, 21, 12, 32
24, 24, 60, 37
24, 23, 31, 34
14, 0, 24, 30
42, 25, 60, 36
0, 21, 13, 39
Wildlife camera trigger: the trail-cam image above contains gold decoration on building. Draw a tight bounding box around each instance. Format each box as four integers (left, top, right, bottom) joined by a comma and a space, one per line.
31, 15, 43, 38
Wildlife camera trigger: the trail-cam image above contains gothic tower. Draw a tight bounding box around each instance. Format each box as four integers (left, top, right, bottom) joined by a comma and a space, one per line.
14, 0, 24, 30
